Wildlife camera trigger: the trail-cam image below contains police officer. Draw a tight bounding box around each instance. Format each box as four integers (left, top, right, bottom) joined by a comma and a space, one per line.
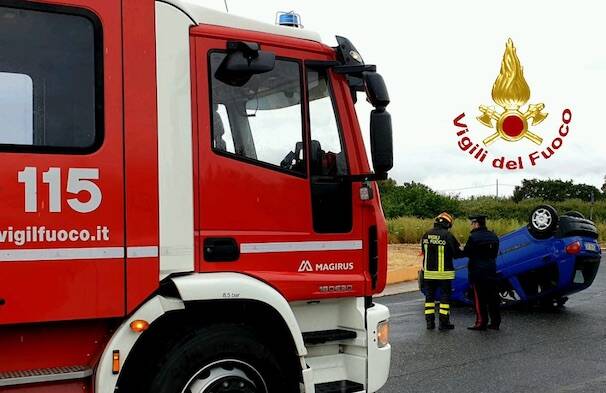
464, 214, 501, 331
421, 212, 463, 330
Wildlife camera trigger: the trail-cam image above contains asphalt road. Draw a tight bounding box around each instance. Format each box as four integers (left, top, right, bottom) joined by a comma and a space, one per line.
377, 255, 606, 393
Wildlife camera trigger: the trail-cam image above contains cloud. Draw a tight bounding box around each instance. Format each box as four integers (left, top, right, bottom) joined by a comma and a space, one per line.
194, 0, 606, 196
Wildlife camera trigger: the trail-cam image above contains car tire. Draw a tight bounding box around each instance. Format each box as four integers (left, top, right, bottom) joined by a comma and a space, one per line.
148, 324, 298, 393
562, 210, 585, 219
528, 205, 559, 238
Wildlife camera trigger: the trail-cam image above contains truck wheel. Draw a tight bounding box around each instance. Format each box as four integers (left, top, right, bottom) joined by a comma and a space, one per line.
149, 324, 297, 393
528, 205, 559, 238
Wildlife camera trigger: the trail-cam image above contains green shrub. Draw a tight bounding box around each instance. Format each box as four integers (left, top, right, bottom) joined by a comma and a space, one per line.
379, 179, 606, 221
459, 197, 606, 222
388, 216, 604, 244
388, 217, 434, 244
379, 178, 606, 243
379, 181, 461, 219
513, 179, 604, 202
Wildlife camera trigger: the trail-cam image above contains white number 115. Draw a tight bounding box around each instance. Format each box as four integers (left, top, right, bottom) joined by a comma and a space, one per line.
18, 167, 102, 213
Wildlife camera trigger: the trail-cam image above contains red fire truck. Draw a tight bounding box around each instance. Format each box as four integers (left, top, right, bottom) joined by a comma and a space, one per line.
0, 1, 393, 392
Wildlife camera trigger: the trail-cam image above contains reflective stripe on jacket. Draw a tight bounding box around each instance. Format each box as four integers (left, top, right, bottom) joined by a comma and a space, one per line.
421, 225, 462, 280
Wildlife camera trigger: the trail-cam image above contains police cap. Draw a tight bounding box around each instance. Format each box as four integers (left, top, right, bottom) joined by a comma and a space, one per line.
469, 214, 487, 225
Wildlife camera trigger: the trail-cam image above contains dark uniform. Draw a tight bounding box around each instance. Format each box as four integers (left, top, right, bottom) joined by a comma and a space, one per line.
421, 213, 463, 330
464, 215, 501, 330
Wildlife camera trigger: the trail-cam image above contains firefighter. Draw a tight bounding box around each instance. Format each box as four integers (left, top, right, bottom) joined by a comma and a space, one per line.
421, 212, 463, 330
464, 214, 501, 331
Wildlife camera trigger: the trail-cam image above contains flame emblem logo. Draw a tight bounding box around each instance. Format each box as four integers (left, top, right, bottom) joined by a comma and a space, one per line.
477, 39, 548, 145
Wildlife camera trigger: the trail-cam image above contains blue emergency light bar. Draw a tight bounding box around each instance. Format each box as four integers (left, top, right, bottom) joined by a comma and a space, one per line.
276, 11, 302, 28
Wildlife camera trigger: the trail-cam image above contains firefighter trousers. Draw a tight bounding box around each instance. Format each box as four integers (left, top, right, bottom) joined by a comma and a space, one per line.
423, 278, 452, 322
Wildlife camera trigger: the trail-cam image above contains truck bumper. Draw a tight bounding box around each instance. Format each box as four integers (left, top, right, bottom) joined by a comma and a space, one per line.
292, 297, 391, 393
366, 302, 391, 392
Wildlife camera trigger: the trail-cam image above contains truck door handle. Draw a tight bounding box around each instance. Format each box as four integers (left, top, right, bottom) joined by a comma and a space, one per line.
204, 238, 240, 262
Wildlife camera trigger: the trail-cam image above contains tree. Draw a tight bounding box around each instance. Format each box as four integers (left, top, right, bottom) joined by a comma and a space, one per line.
602, 175, 606, 194
512, 179, 603, 203
378, 178, 397, 195
378, 180, 461, 219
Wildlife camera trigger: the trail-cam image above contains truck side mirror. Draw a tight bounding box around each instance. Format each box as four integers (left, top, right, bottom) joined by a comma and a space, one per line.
216, 41, 276, 87
370, 109, 393, 174
364, 72, 390, 109
221, 50, 275, 74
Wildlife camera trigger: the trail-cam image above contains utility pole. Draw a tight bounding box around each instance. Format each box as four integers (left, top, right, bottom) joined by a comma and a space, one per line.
590, 192, 595, 220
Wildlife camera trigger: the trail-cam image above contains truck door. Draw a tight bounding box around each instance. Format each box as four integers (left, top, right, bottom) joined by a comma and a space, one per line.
0, 1, 125, 324
194, 30, 367, 300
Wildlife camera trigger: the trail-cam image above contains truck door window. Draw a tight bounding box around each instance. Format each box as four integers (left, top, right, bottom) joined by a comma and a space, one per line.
210, 52, 305, 176
307, 67, 352, 233
307, 69, 348, 176
0, 5, 102, 151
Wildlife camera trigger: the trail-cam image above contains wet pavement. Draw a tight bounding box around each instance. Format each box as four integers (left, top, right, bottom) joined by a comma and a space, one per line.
377, 255, 606, 393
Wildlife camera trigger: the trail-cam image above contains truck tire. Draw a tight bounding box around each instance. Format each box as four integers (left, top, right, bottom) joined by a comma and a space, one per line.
148, 324, 298, 393
528, 205, 559, 239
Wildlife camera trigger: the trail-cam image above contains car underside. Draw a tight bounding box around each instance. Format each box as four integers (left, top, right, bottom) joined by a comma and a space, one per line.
429, 206, 602, 307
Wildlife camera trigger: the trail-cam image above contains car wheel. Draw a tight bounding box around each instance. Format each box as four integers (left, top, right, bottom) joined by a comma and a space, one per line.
148, 324, 298, 393
563, 211, 585, 219
528, 205, 559, 238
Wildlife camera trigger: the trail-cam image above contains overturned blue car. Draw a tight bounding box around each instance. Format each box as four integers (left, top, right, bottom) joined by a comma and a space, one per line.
424, 206, 602, 307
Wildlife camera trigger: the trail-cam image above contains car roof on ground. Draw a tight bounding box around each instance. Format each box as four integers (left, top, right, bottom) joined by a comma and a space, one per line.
162, 0, 323, 43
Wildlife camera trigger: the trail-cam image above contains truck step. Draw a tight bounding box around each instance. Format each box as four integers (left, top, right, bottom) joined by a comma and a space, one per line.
303, 329, 357, 345
315, 380, 365, 393
0, 366, 92, 387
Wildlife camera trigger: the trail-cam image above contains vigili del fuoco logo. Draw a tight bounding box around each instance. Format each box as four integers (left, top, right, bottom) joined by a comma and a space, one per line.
453, 39, 572, 170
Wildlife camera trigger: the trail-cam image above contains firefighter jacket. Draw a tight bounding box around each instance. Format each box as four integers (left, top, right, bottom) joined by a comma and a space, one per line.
463, 227, 500, 283
421, 225, 463, 280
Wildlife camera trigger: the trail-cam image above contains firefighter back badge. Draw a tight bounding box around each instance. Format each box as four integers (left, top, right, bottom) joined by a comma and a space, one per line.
453, 39, 572, 170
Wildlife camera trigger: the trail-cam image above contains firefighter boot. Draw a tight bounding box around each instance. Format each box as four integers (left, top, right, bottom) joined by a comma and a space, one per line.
438, 314, 454, 331
426, 315, 436, 330
425, 302, 436, 329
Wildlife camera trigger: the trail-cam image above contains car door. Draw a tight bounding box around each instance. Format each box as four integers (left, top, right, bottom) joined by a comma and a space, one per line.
193, 30, 367, 300
0, 0, 125, 324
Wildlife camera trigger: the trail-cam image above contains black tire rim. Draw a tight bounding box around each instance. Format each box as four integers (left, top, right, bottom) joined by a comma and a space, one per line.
182, 359, 268, 393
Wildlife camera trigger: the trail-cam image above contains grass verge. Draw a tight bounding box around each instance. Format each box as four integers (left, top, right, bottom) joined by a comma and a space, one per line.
388, 216, 604, 244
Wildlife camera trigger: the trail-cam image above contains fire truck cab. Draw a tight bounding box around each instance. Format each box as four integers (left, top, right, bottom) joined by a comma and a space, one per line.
0, 1, 393, 392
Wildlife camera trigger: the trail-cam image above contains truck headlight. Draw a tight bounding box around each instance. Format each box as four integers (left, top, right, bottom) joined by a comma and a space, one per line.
377, 320, 390, 348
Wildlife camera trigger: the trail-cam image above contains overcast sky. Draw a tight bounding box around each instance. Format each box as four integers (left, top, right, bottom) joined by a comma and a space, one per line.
194, 0, 606, 197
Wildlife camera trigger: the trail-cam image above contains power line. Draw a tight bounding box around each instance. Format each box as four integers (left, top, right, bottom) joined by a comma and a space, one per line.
437, 183, 516, 193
